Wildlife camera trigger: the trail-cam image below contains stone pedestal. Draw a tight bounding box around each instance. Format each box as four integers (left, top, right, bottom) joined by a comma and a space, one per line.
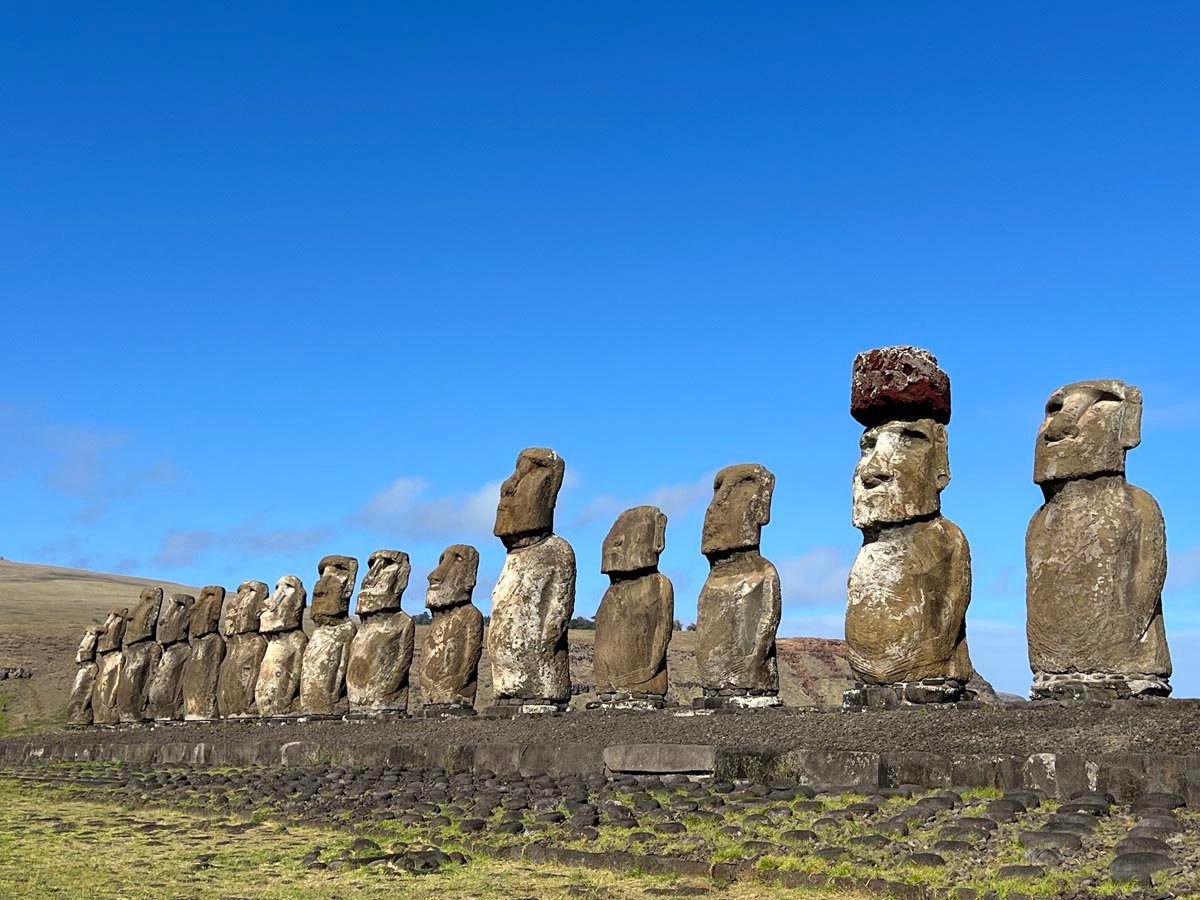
1030, 671, 1171, 702
692, 688, 782, 710
842, 677, 971, 710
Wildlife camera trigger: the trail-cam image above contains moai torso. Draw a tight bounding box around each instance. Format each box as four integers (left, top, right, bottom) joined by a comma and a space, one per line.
182, 586, 226, 721
255, 576, 307, 717
421, 544, 484, 709
300, 555, 358, 715
116, 588, 163, 723
67, 628, 101, 726
347, 550, 415, 713
146, 592, 194, 721
1026, 381, 1171, 691
694, 464, 781, 700
217, 581, 267, 718
487, 448, 576, 705
594, 506, 674, 698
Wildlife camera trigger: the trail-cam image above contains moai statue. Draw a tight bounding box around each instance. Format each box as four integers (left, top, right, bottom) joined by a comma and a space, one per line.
67, 627, 101, 726
593, 506, 674, 709
146, 592, 194, 721
91, 607, 127, 725
300, 555, 358, 716
420, 544, 484, 715
844, 346, 974, 708
181, 585, 226, 720
488, 448, 576, 714
346, 550, 414, 716
1026, 380, 1171, 700
216, 580, 268, 718
115, 588, 164, 723
695, 464, 782, 708
255, 576, 308, 717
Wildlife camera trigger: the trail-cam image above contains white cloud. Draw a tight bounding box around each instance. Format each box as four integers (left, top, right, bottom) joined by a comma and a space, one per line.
152, 524, 334, 568
777, 546, 853, 606
352, 476, 500, 539
571, 472, 714, 529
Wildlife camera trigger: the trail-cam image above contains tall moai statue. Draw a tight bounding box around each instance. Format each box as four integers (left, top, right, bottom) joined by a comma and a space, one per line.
347, 550, 415, 717
1026, 380, 1171, 700
91, 607, 127, 724
255, 576, 308, 717
695, 464, 782, 708
67, 627, 102, 726
593, 506, 674, 709
115, 587, 163, 723
844, 346, 974, 708
146, 592, 194, 721
421, 544, 484, 715
181, 585, 226, 720
488, 447, 577, 714
217, 580, 268, 718
300, 555, 358, 716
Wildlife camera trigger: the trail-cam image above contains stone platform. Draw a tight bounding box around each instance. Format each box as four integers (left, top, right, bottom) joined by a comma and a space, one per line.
6, 701, 1200, 803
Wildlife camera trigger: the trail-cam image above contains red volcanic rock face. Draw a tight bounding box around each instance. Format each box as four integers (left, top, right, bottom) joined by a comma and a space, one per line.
851, 345, 951, 427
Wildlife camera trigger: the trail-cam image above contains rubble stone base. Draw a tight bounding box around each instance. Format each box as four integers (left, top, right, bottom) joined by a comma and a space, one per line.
587, 691, 666, 711
1031, 671, 1171, 701
483, 697, 569, 717
842, 678, 970, 710
693, 688, 782, 710
416, 704, 477, 718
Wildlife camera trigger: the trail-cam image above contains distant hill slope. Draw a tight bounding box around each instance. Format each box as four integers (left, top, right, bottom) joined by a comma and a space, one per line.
0, 559, 859, 731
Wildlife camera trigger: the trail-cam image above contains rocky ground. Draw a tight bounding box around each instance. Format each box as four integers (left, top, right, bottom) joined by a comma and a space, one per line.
2, 759, 1195, 898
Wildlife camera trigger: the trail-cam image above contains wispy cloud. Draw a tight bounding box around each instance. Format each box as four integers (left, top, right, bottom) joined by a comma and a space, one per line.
351, 476, 500, 540
571, 472, 714, 529
152, 525, 334, 568
777, 545, 853, 606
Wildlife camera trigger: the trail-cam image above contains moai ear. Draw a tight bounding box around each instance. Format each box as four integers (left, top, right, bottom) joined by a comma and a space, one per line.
653, 510, 668, 555
932, 423, 951, 490
753, 469, 776, 527
1121, 385, 1143, 450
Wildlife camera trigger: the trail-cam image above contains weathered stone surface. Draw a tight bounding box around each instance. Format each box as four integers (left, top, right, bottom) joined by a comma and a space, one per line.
355, 549, 410, 616
146, 642, 190, 721
222, 580, 267, 636
300, 620, 357, 715
115, 639, 162, 723
255, 629, 307, 717
489, 449, 576, 705
190, 585, 225, 637
124, 587, 163, 646
181, 632, 225, 721
96, 608, 128, 654
426, 543, 480, 609
851, 345, 951, 427
347, 610, 415, 712
595, 506, 673, 698
846, 349, 973, 693
1027, 381, 1170, 695
217, 632, 266, 718
695, 465, 780, 696
422, 544, 484, 709
91, 650, 122, 725
259, 575, 306, 634
310, 555, 358, 624
66, 661, 97, 726
75, 627, 100, 666
156, 592, 193, 646
604, 744, 717, 774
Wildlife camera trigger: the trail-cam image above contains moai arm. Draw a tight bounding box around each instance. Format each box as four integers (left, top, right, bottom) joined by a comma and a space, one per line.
938, 519, 973, 677
1128, 485, 1171, 673
755, 561, 783, 669
651, 574, 674, 682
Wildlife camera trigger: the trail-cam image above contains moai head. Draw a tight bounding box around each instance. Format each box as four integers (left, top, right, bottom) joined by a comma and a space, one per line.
1034, 380, 1143, 484
76, 627, 101, 664
96, 607, 128, 653
493, 447, 566, 548
701, 464, 775, 557
852, 419, 950, 528
223, 580, 267, 636
602, 506, 667, 575
426, 544, 480, 610
124, 587, 163, 646
355, 549, 411, 615
851, 346, 952, 428
310, 555, 358, 623
190, 585, 226, 637
260, 575, 306, 634
156, 592, 194, 645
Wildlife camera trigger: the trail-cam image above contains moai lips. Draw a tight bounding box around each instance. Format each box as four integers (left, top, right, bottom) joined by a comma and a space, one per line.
1026, 380, 1170, 698
347, 550, 415, 715
594, 506, 673, 704
421, 544, 484, 710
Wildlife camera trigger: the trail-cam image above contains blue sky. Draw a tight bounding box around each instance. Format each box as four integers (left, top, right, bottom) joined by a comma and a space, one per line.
2, 4, 1198, 695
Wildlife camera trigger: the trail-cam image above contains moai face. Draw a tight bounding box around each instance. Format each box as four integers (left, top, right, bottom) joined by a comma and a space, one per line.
355, 550, 411, 615
223, 580, 268, 636
156, 593, 194, 645
701, 464, 775, 557
602, 506, 667, 575
852, 419, 950, 529
97, 607, 128, 653
124, 587, 164, 645
310, 555, 358, 621
260, 575, 306, 633
190, 585, 225, 637
76, 627, 101, 664
1034, 380, 1142, 484
426, 544, 480, 610
493, 448, 565, 546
